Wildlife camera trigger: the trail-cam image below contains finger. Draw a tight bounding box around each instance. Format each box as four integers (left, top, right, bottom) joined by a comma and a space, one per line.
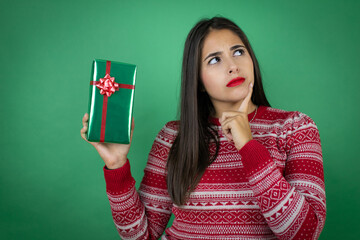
82, 113, 89, 128
221, 117, 239, 140
221, 115, 237, 127
221, 122, 233, 142
80, 127, 89, 142
131, 117, 135, 130
220, 117, 235, 142
80, 127, 96, 147
238, 82, 253, 113
221, 111, 245, 124
129, 117, 135, 142
81, 113, 90, 142
223, 130, 233, 141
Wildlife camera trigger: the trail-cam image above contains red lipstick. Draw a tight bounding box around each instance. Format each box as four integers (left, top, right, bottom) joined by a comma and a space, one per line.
226, 77, 245, 87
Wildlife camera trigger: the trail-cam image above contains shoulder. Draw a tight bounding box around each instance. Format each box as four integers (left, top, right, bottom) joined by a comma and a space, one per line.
155, 120, 179, 145
254, 106, 319, 140
257, 106, 321, 151
258, 105, 317, 127
147, 121, 179, 167
163, 120, 180, 131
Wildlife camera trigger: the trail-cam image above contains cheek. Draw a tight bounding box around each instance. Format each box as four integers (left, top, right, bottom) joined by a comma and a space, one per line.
200, 70, 213, 91
247, 59, 255, 78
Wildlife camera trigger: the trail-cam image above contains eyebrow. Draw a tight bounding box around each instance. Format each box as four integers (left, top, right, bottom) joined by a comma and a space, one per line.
203, 44, 245, 62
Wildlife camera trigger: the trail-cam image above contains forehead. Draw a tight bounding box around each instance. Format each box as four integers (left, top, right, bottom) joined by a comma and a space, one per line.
202, 29, 244, 55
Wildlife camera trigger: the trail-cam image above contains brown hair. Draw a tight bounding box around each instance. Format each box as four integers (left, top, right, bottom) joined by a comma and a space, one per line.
166, 17, 271, 205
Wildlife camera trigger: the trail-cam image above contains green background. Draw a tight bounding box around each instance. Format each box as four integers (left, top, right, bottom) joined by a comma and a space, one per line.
1, 0, 359, 239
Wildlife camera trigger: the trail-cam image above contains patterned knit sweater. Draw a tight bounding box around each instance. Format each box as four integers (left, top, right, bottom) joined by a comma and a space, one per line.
103, 106, 326, 240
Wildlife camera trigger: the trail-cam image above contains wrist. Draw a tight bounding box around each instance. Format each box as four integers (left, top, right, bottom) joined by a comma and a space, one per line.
236, 137, 253, 151
106, 156, 127, 170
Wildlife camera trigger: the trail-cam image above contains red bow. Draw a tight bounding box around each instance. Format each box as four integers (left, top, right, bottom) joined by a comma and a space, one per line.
95, 73, 119, 97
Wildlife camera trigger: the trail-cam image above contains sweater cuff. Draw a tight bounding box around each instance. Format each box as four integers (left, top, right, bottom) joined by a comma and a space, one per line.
239, 140, 273, 176
103, 159, 136, 194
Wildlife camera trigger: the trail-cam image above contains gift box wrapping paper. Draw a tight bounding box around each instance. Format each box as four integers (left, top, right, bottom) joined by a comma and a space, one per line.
87, 59, 136, 143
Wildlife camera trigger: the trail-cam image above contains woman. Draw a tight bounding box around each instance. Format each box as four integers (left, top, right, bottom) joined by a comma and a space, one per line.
81, 17, 326, 240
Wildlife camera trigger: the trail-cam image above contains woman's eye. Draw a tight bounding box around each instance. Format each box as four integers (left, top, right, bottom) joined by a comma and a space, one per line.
234, 49, 244, 56
209, 57, 220, 65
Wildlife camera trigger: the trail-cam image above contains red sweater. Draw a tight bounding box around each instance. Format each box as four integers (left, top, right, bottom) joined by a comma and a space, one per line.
104, 106, 326, 239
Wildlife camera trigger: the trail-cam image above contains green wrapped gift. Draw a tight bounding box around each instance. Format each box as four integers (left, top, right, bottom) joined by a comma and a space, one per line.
86, 59, 136, 143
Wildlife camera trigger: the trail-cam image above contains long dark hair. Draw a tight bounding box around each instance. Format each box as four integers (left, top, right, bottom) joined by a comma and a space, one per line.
166, 17, 271, 206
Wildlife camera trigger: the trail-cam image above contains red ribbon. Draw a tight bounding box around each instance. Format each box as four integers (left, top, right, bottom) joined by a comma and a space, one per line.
95, 74, 119, 97
90, 61, 135, 142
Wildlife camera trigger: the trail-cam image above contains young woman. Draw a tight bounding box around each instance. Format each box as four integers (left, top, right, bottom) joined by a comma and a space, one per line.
81, 17, 326, 240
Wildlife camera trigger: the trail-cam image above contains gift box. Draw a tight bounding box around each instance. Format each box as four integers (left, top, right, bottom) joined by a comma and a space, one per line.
86, 59, 136, 143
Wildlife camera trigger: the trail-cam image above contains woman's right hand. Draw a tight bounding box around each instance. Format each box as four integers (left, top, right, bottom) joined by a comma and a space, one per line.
80, 113, 134, 169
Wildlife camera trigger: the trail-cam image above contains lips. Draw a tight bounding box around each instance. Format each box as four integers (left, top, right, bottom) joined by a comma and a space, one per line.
226, 77, 245, 87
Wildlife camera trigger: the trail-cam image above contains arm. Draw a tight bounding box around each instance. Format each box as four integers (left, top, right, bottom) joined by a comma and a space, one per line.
239, 113, 326, 240
104, 124, 174, 240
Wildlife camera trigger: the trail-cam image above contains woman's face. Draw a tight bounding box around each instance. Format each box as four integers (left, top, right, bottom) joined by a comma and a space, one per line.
200, 29, 254, 108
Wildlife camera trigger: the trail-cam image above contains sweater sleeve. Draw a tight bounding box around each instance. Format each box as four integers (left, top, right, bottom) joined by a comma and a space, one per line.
104, 123, 174, 240
239, 113, 326, 240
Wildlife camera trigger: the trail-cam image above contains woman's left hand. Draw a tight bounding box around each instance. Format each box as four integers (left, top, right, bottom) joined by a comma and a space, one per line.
219, 83, 254, 150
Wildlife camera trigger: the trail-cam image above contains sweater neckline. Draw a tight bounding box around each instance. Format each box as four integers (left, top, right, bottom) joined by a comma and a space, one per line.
209, 105, 265, 126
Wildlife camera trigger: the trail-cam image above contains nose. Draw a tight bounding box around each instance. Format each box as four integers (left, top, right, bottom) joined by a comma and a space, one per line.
228, 59, 239, 74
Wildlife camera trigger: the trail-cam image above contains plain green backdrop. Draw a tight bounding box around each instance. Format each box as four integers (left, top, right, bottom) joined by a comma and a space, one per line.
1, 0, 359, 239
